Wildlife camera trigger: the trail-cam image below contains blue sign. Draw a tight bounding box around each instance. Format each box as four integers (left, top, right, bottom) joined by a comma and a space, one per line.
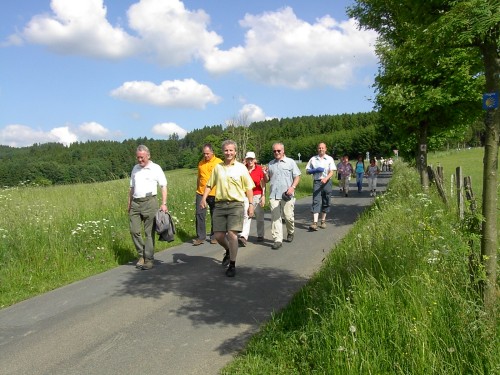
483, 92, 498, 110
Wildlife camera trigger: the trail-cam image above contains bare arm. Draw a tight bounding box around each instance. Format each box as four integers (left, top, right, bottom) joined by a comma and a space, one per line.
160, 185, 168, 212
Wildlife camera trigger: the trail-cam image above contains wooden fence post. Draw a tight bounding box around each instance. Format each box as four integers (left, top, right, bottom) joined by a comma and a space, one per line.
456, 167, 464, 220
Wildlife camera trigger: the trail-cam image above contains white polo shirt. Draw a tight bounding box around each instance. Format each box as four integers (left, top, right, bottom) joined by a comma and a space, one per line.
130, 161, 167, 198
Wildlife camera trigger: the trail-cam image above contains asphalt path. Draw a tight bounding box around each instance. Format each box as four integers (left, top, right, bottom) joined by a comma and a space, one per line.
0, 173, 390, 375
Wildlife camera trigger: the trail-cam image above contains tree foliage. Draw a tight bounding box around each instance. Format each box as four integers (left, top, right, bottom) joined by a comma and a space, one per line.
349, 0, 498, 317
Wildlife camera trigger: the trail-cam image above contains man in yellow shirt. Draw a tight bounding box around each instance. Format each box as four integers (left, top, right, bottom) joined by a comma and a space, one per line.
193, 144, 222, 246
200, 140, 254, 277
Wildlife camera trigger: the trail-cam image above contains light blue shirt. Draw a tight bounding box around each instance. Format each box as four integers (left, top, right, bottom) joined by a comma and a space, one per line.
267, 156, 301, 199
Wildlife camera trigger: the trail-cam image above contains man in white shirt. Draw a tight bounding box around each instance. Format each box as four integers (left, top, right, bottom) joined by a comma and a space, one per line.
128, 145, 167, 270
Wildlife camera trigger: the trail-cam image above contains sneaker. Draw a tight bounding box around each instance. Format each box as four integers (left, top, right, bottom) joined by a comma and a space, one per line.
238, 237, 247, 247
222, 252, 230, 267
257, 236, 264, 242
225, 266, 236, 277
319, 220, 326, 229
210, 238, 218, 244
192, 239, 204, 246
271, 242, 282, 250
135, 257, 144, 269
141, 259, 154, 270
287, 233, 294, 242
309, 222, 318, 231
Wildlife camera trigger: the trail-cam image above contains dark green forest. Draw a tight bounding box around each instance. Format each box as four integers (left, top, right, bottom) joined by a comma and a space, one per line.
0, 111, 481, 187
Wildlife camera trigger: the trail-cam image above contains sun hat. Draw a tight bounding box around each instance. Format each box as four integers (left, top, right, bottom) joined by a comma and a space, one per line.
245, 151, 256, 159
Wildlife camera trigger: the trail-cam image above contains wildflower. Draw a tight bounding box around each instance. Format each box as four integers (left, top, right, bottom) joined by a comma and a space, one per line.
349, 325, 357, 334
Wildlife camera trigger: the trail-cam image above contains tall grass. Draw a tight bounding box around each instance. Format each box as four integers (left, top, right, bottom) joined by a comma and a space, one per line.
0, 169, 199, 308
222, 160, 499, 374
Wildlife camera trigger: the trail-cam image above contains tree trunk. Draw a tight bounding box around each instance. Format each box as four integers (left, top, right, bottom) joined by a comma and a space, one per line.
479, 39, 499, 318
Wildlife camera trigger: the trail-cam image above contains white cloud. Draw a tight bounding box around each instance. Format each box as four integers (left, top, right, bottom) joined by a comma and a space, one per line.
17, 0, 139, 59
0, 124, 77, 147
78, 121, 110, 138
8, 0, 222, 65
152, 122, 187, 138
6, 1, 377, 90
49, 126, 78, 145
127, 0, 222, 66
0, 122, 117, 147
204, 7, 378, 89
238, 104, 272, 123
110, 78, 221, 109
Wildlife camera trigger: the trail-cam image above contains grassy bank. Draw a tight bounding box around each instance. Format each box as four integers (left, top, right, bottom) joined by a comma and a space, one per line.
222, 159, 499, 374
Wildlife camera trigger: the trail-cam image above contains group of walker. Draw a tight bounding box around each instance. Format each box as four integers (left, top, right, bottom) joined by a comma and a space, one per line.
127, 142, 386, 277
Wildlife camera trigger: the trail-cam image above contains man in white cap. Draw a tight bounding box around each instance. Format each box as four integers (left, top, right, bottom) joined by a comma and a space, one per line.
239, 151, 266, 245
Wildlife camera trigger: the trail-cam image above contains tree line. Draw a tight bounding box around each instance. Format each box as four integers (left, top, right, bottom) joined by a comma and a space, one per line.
0, 111, 481, 187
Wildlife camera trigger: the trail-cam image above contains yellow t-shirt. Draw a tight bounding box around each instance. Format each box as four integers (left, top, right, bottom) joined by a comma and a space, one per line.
207, 160, 255, 202
197, 155, 223, 196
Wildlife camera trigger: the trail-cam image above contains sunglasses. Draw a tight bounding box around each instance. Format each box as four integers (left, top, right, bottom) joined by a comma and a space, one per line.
273, 150, 282, 153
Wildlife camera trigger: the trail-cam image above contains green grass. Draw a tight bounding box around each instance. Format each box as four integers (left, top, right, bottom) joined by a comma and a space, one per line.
0, 168, 199, 307
428, 147, 486, 203
221, 158, 499, 374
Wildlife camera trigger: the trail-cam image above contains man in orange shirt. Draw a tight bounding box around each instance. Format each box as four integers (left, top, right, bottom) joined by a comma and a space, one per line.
193, 144, 222, 246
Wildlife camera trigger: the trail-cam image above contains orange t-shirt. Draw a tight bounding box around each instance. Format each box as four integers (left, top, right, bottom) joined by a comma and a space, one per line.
196, 155, 222, 196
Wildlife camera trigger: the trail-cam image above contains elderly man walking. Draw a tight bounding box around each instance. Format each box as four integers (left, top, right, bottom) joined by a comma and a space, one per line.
128, 145, 167, 270
264, 142, 301, 250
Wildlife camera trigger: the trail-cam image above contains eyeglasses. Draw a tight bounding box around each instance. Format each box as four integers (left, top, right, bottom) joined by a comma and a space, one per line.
273, 150, 282, 153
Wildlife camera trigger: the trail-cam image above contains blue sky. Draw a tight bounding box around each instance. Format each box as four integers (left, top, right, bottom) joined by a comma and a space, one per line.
0, 0, 378, 147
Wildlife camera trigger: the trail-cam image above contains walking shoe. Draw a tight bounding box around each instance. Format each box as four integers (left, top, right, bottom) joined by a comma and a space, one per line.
257, 236, 264, 242
238, 237, 247, 247
319, 220, 326, 229
271, 242, 282, 250
309, 222, 318, 231
225, 265, 236, 277
210, 238, 218, 244
135, 257, 144, 269
141, 259, 154, 270
192, 239, 204, 246
286, 233, 294, 242
222, 252, 230, 267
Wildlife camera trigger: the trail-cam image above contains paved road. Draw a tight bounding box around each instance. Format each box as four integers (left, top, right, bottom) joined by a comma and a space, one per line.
0, 174, 390, 375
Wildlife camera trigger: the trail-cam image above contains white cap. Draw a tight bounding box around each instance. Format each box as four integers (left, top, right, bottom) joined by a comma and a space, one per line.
245, 151, 256, 159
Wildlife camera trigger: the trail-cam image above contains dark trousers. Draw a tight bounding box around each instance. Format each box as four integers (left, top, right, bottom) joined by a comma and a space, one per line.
195, 194, 215, 240
129, 196, 157, 260
311, 179, 333, 213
